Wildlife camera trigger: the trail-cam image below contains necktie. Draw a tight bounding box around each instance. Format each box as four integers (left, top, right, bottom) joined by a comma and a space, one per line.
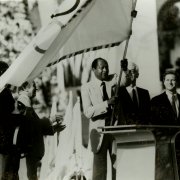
101, 81, 111, 126
132, 88, 138, 109
101, 81, 109, 101
172, 95, 177, 117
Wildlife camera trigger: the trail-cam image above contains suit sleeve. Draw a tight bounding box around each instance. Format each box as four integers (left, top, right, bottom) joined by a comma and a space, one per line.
0, 88, 15, 114
81, 84, 108, 119
40, 117, 54, 135
150, 97, 161, 124
145, 90, 151, 115
26, 108, 54, 135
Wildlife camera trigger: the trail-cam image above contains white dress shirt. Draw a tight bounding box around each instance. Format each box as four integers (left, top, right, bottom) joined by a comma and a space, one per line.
126, 85, 139, 106
94, 78, 109, 108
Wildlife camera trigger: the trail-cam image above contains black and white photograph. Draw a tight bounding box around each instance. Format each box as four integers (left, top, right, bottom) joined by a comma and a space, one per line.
0, 0, 180, 179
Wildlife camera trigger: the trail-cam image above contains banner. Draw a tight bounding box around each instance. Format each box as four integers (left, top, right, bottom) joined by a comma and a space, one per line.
0, 0, 136, 88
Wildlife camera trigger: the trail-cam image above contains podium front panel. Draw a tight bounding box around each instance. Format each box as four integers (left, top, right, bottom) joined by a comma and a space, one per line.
101, 126, 180, 180
112, 130, 155, 180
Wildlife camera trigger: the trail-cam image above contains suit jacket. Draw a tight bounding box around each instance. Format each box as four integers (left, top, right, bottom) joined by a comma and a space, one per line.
17, 107, 54, 159
151, 92, 180, 126
0, 88, 15, 116
118, 86, 151, 124
0, 88, 16, 154
81, 74, 117, 153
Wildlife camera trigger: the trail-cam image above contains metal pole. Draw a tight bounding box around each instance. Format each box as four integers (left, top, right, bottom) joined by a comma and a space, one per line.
110, 0, 137, 126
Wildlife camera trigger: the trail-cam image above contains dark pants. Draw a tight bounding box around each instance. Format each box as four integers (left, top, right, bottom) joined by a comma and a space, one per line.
92, 134, 116, 180
1, 153, 20, 180
175, 135, 180, 178
26, 155, 41, 180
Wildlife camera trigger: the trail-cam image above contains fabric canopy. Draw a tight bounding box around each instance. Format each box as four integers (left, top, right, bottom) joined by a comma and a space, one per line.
0, 0, 136, 89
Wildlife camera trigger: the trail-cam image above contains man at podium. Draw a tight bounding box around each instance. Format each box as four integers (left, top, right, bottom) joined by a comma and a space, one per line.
151, 70, 180, 125
81, 58, 117, 180
151, 70, 180, 178
118, 62, 151, 125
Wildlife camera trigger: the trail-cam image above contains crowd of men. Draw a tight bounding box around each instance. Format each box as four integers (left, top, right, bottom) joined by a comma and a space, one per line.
81, 57, 180, 180
0, 57, 180, 180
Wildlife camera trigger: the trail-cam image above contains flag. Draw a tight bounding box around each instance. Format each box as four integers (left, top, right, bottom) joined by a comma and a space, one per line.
61, 96, 83, 180
40, 96, 58, 180
45, 91, 74, 180
0, 0, 136, 89
44, 93, 94, 180
71, 97, 93, 180
57, 61, 65, 91
126, 0, 161, 97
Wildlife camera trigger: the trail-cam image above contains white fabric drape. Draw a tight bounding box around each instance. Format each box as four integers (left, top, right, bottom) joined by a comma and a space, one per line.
45, 91, 74, 180
40, 96, 58, 180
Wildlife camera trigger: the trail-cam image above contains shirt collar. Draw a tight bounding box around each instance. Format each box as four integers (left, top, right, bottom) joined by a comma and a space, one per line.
94, 77, 104, 87
126, 85, 137, 92
165, 90, 177, 97
165, 90, 178, 102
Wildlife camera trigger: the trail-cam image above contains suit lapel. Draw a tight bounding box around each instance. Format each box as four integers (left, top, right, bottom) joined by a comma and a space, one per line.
137, 87, 143, 107
106, 81, 115, 98
177, 94, 180, 118
137, 87, 141, 107
124, 87, 133, 103
106, 74, 117, 98
162, 92, 174, 112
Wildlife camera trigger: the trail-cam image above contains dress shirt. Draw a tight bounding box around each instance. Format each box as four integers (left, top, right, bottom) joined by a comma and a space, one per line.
166, 90, 179, 117
94, 78, 108, 108
13, 127, 19, 145
126, 86, 139, 106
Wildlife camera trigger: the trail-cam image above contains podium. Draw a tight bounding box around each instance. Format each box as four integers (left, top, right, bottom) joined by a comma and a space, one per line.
99, 125, 180, 180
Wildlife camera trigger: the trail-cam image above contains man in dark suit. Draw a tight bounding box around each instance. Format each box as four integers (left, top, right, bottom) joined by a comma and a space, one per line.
0, 61, 22, 180
118, 62, 151, 125
81, 58, 117, 180
151, 71, 180, 125
0, 61, 15, 153
151, 71, 180, 177
16, 81, 65, 180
